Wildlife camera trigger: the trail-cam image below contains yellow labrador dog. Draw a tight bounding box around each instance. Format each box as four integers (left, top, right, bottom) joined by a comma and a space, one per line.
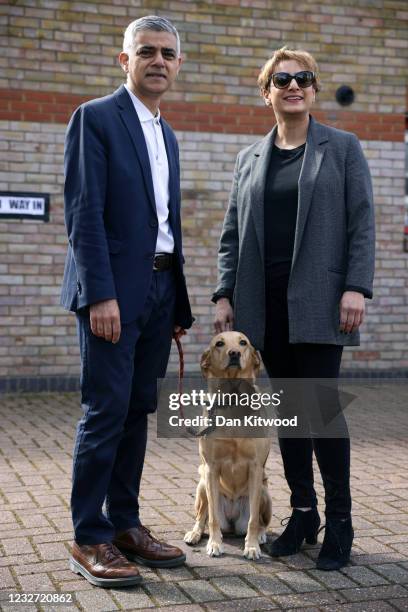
184, 332, 272, 560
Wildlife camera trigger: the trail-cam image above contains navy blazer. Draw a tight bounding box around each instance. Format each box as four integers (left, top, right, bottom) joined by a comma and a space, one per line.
61, 84, 193, 329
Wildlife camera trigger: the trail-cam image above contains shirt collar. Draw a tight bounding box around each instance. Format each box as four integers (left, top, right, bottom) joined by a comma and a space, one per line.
124, 84, 161, 124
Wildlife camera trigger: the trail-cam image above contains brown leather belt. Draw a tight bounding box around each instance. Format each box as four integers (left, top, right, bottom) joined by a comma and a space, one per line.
153, 253, 174, 272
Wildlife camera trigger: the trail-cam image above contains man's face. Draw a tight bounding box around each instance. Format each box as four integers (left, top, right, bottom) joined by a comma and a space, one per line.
120, 30, 181, 100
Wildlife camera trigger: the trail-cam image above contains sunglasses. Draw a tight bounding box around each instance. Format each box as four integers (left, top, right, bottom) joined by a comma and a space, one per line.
270, 71, 315, 89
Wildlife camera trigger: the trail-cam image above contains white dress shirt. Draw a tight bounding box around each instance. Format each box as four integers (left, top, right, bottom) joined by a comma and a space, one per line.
124, 84, 174, 254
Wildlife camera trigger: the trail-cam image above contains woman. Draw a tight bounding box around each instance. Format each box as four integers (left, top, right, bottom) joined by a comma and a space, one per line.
212, 47, 375, 570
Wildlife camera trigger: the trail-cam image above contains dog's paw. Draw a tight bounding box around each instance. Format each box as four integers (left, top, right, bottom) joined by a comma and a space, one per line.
243, 544, 261, 560
258, 531, 267, 544
184, 530, 202, 545
206, 540, 224, 557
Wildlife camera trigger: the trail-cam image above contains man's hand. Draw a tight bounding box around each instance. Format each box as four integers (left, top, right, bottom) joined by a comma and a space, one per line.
173, 325, 186, 342
214, 297, 234, 333
90, 299, 121, 343
339, 291, 365, 334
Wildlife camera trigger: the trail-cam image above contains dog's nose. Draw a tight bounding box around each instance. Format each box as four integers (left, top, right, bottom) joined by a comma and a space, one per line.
228, 350, 241, 358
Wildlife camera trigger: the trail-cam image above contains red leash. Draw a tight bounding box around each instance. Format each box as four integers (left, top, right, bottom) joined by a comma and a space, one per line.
174, 334, 213, 438
175, 335, 184, 396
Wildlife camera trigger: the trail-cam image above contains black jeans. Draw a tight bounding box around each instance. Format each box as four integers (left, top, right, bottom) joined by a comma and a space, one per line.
261, 273, 351, 519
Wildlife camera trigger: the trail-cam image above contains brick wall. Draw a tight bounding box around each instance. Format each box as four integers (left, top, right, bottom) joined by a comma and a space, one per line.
0, 0, 407, 384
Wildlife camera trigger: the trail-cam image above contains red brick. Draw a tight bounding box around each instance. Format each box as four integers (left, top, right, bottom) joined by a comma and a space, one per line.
0, 90, 19, 99
12, 101, 41, 112
163, 102, 196, 113
210, 114, 238, 125
22, 112, 53, 122
0, 111, 22, 120
24, 91, 55, 102
353, 351, 381, 361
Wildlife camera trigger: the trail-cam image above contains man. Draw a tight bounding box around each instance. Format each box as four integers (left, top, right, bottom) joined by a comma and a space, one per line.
61, 16, 193, 588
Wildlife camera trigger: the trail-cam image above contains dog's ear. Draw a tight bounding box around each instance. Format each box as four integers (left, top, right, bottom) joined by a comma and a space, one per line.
252, 347, 261, 376
200, 348, 211, 376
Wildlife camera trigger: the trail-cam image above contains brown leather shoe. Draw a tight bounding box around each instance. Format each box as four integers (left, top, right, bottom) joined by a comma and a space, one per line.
113, 526, 186, 568
69, 542, 142, 588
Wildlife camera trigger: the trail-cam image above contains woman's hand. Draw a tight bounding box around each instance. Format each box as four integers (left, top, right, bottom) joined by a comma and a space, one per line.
214, 298, 234, 333
339, 291, 365, 334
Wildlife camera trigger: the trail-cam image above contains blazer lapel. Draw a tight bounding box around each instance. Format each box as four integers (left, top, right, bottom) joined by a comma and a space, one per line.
114, 85, 156, 214
292, 115, 328, 269
250, 126, 277, 263
160, 119, 178, 227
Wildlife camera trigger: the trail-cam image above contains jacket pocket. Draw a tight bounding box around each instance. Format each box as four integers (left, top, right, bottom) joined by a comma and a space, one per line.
328, 267, 346, 275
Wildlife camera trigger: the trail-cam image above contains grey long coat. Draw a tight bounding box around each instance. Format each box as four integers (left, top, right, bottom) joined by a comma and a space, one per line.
215, 115, 375, 350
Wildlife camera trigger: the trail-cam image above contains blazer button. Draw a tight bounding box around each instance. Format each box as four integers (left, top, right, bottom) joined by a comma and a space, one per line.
149, 219, 158, 228
77, 281, 82, 295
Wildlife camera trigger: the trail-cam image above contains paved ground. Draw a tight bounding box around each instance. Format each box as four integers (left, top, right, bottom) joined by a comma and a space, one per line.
0, 389, 407, 611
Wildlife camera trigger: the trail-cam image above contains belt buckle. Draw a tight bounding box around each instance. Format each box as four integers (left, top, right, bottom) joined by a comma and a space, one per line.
153, 254, 165, 272
153, 253, 172, 271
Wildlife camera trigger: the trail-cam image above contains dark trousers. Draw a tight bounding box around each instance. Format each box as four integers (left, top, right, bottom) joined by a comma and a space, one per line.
261, 274, 351, 519
72, 269, 176, 544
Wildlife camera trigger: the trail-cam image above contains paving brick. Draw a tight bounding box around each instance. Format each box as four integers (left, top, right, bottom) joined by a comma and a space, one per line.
276, 551, 317, 570
137, 606, 202, 612
52, 578, 94, 592
275, 570, 326, 593
74, 589, 119, 611
17, 572, 56, 592
17, 514, 51, 529
156, 566, 196, 582
244, 573, 293, 595
352, 552, 408, 566
34, 532, 72, 544
0, 554, 40, 568
0, 566, 17, 588
194, 563, 267, 579
341, 584, 408, 602
36, 542, 69, 561
341, 566, 390, 587
109, 587, 155, 609
392, 599, 408, 611
321, 602, 396, 611
144, 581, 190, 606
211, 576, 259, 599
0, 512, 16, 525
370, 563, 408, 584
309, 569, 360, 590
205, 597, 279, 611
1, 538, 36, 556
273, 590, 345, 608
178, 578, 223, 602
0, 602, 40, 612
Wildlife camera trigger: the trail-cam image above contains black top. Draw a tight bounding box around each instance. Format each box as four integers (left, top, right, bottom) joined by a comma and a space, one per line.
264, 143, 305, 280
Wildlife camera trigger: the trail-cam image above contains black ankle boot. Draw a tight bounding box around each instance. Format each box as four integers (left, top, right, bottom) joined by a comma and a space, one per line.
263, 508, 320, 557
316, 517, 354, 571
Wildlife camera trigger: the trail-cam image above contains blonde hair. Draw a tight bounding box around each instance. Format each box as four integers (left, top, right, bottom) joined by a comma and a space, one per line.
257, 46, 320, 95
